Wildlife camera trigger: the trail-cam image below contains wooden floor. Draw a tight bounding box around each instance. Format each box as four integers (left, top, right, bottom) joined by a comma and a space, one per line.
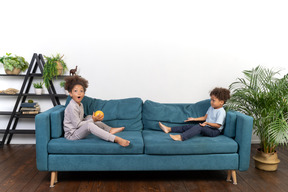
0, 144, 288, 192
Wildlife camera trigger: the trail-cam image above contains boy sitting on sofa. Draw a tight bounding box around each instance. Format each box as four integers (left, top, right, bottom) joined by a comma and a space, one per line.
159, 87, 230, 141
63, 75, 130, 147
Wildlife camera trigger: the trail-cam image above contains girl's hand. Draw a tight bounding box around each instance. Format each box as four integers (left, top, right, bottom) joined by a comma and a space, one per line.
92, 112, 104, 122
184, 117, 195, 122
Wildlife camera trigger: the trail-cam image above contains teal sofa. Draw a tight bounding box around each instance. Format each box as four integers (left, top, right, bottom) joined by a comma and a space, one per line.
35, 96, 253, 187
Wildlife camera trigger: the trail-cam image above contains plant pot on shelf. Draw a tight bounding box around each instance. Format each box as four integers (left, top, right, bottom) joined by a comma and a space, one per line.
5, 68, 21, 75
1, 53, 29, 75
56, 61, 63, 75
34, 88, 43, 95
253, 148, 280, 171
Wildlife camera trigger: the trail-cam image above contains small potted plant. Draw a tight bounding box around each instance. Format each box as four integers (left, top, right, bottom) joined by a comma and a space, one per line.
0, 53, 29, 75
33, 82, 44, 95
60, 81, 69, 95
43, 54, 68, 89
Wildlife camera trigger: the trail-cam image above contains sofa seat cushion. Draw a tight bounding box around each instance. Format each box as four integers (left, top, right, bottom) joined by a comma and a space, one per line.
48, 131, 144, 154
143, 130, 238, 155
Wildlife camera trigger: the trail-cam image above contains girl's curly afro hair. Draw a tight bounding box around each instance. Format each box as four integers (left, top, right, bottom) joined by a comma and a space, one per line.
64, 75, 89, 92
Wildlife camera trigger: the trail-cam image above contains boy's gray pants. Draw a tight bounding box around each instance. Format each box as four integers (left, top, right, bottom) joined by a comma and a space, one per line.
66, 116, 116, 142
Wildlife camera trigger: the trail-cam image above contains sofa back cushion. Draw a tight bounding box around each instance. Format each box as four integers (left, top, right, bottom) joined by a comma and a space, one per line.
142, 99, 237, 138
142, 99, 211, 131
65, 96, 143, 131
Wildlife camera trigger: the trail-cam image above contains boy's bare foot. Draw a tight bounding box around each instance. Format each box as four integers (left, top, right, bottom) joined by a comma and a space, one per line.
110, 127, 125, 134
159, 122, 171, 133
170, 134, 182, 141
115, 136, 130, 147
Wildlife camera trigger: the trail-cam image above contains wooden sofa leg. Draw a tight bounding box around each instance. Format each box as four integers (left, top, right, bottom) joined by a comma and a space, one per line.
231, 170, 237, 185
226, 170, 237, 185
226, 170, 232, 182
50, 171, 58, 187
55, 171, 58, 183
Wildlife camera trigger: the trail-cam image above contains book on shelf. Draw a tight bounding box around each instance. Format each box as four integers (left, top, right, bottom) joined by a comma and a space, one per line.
20, 106, 40, 111
20, 102, 38, 108
22, 111, 39, 114
20, 103, 40, 114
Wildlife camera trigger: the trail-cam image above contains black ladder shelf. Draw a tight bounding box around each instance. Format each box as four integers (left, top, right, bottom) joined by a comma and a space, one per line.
0, 53, 68, 146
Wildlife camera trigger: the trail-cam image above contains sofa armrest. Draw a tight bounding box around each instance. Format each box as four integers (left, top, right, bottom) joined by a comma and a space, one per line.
35, 105, 64, 171
51, 107, 65, 138
234, 111, 253, 171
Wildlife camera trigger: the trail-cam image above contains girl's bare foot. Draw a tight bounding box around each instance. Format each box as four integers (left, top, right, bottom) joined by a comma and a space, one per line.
170, 134, 182, 141
110, 127, 125, 134
159, 122, 171, 133
115, 136, 130, 147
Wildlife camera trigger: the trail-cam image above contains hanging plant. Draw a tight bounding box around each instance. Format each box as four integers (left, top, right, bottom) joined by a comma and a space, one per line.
43, 54, 68, 88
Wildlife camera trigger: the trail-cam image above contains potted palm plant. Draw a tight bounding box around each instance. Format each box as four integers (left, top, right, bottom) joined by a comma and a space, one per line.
226, 65, 288, 171
43, 54, 68, 88
0, 53, 29, 75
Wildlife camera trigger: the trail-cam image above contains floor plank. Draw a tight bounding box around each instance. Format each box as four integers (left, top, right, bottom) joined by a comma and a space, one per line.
0, 144, 287, 192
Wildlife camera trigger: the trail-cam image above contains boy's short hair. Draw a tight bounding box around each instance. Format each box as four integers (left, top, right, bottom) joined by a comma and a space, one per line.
64, 75, 89, 92
210, 87, 230, 103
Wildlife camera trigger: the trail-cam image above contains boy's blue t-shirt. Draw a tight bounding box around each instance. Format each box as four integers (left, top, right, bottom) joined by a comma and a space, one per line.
205, 106, 226, 132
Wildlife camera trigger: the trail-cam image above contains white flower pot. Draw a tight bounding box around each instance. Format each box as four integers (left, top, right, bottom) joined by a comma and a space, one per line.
35, 88, 43, 95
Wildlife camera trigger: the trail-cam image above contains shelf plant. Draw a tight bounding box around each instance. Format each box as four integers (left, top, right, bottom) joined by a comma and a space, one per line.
33, 82, 44, 95
60, 81, 69, 95
33, 82, 44, 89
60, 81, 65, 88
43, 54, 68, 88
226, 65, 288, 170
0, 53, 29, 74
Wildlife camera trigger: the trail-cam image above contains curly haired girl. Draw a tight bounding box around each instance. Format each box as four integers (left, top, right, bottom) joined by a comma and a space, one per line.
63, 75, 130, 147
